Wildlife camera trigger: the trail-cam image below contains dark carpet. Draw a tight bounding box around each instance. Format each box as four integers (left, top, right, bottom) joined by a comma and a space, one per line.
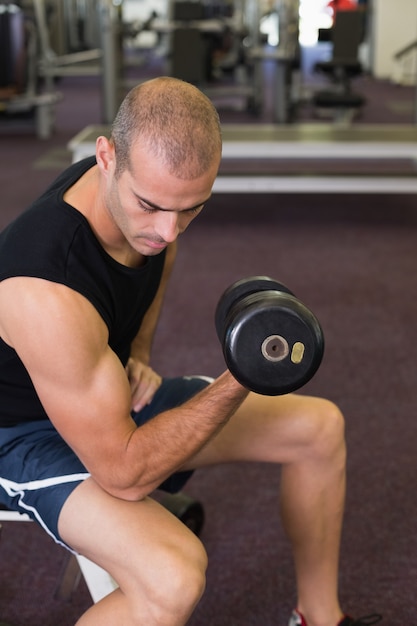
0, 59, 416, 626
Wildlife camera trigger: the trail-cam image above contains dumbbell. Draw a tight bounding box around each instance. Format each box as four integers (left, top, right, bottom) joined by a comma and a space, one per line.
215, 276, 324, 396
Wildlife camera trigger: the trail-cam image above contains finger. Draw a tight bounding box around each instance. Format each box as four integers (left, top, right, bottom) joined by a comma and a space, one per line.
132, 374, 162, 412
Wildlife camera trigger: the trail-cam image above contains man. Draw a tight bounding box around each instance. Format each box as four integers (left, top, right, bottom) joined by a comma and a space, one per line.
0, 77, 381, 626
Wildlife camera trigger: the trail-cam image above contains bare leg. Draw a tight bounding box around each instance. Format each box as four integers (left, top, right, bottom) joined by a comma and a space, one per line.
278, 401, 346, 626
58, 478, 207, 625
186, 392, 347, 626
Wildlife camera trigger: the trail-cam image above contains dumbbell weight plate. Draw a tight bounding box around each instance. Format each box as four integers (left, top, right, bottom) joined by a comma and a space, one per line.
221, 290, 324, 396
215, 276, 293, 342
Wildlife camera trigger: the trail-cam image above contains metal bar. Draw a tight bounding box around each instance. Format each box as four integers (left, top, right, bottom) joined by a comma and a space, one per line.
98, 0, 120, 124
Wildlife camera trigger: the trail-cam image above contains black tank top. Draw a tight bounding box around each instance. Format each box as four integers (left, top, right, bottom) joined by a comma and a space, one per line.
0, 157, 166, 426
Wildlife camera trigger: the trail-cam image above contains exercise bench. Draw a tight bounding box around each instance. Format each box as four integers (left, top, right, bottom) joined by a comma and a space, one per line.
68, 123, 417, 194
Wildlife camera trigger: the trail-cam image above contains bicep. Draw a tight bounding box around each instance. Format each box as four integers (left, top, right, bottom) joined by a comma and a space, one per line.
35, 341, 135, 477
1, 278, 136, 482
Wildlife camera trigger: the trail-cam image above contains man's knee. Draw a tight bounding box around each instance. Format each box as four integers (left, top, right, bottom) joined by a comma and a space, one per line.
141, 534, 208, 624
320, 400, 346, 461
307, 398, 346, 463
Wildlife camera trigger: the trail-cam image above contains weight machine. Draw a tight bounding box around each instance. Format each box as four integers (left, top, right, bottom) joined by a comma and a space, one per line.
0, 1, 62, 138
160, 0, 301, 122
0, 0, 104, 138
313, 8, 366, 124
95, 0, 302, 123
0, 0, 304, 138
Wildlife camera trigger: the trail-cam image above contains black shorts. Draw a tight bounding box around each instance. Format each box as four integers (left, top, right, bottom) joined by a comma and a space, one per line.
0, 376, 212, 549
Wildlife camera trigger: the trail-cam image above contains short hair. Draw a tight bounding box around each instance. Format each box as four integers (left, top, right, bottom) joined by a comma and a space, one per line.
111, 76, 222, 179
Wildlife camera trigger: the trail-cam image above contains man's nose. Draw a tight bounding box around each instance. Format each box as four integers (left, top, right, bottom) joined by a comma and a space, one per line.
156, 211, 180, 243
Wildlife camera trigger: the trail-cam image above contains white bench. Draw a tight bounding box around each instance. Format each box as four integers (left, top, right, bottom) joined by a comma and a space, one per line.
68, 123, 417, 194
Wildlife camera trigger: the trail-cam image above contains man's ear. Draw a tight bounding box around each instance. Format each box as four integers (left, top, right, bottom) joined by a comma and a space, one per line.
95, 136, 115, 174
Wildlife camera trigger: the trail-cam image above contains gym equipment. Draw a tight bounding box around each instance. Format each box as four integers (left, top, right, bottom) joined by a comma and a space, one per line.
0, 2, 62, 138
313, 10, 366, 124
215, 276, 324, 395
68, 122, 417, 194
0, 2, 26, 92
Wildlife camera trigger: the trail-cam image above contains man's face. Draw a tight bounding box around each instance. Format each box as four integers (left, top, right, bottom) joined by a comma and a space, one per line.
103, 140, 219, 257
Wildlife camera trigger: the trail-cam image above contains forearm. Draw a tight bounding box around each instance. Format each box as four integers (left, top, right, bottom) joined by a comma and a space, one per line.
104, 370, 248, 500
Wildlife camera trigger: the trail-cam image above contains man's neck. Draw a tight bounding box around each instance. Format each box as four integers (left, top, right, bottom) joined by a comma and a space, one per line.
64, 166, 145, 268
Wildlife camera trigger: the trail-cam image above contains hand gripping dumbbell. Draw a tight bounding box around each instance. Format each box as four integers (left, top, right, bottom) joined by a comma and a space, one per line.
215, 276, 325, 396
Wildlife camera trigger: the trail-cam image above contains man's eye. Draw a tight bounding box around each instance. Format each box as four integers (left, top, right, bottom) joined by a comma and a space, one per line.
139, 203, 156, 214
188, 206, 203, 215
138, 201, 203, 215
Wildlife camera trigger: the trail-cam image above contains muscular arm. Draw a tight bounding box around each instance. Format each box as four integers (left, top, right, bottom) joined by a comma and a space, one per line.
0, 275, 248, 501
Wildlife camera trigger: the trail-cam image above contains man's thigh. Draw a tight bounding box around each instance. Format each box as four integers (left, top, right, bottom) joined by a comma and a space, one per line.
57, 477, 206, 597
183, 392, 333, 469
